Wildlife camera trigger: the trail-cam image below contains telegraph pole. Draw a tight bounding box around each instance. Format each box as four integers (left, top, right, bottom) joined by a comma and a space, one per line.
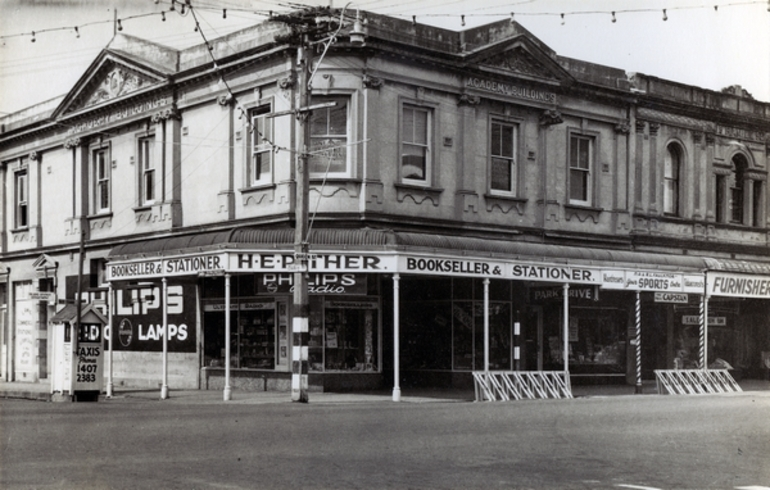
291, 34, 312, 403
274, 6, 363, 402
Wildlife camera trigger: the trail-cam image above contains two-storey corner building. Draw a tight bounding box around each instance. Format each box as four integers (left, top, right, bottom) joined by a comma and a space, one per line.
1, 9, 768, 395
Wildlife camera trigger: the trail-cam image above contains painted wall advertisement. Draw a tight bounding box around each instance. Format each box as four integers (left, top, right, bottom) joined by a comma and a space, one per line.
14, 299, 37, 377
66, 276, 197, 353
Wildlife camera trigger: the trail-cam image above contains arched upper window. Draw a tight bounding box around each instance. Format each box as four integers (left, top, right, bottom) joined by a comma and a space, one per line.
729, 154, 748, 224
663, 143, 682, 216
715, 152, 764, 227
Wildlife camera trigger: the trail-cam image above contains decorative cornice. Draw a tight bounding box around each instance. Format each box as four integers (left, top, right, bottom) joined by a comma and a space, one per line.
693, 131, 703, 143
217, 94, 234, 106
362, 75, 383, 90
64, 137, 81, 149
151, 105, 180, 123
539, 109, 563, 127
457, 93, 481, 107
637, 107, 713, 133
614, 120, 631, 135
278, 75, 296, 90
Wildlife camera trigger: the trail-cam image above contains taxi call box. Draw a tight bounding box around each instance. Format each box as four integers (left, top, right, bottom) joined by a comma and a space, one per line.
50, 303, 107, 402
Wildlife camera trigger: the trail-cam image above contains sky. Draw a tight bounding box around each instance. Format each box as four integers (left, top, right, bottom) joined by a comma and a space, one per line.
0, 0, 769, 117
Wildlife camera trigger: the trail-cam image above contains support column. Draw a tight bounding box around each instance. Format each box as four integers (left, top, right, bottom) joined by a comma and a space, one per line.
224, 273, 232, 401
160, 277, 169, 400
562, 283, 570, 373
392, 274, 401, 402
106, 282, 114, 398
635, 291, 643, 394
483, 278, 490, 373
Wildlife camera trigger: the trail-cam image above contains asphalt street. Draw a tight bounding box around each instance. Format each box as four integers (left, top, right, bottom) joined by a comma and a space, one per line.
1, 392, 768, 490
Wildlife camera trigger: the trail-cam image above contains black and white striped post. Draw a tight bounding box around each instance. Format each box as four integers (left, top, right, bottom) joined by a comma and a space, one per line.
635, 290, 642, 394
699, 293, 709, 370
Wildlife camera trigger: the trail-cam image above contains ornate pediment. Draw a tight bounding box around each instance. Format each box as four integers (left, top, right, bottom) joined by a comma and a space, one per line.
59, 59, 164, 116
81, 64, 154, 108
482, 47, 555, 80
54, 37, 174, 119
465, 36, 574, 86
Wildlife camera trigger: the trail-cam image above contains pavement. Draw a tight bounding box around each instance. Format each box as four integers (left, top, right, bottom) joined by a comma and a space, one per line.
2, 378, 769, 404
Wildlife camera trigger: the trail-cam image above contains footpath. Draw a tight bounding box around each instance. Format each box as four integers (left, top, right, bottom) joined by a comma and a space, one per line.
1, 378, 769, 404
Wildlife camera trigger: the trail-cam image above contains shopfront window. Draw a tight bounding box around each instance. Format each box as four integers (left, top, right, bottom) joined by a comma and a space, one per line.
308, 297, 379, 372
536, 288, 628, 374
203, 274, 379, 372
203, 300, 276, 369
400, 277, 513, 373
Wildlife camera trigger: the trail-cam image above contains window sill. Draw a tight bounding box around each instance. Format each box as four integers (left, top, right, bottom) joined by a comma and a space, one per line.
484, 193, 527, 203
394, 182, 444, 206
394, 182, 443, 194
484, 193, 527, 214
239, 183, 277, 194
10, 226, 29, 234
564, 203, 603, 223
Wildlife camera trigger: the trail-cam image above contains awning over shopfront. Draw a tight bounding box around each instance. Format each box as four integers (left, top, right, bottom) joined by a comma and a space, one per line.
105, 227, 719, 294
704, 258, 770, 299
109, 227, 709, 268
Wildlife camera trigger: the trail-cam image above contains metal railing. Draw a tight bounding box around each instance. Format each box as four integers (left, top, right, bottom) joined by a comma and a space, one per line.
473, 371, 573, 401
654, 369, 742, 395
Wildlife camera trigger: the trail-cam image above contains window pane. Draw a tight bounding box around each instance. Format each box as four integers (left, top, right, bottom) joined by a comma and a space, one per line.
752, 181, 762, 227
577, 138, 589, 169
491, 123, 502, 156
731, 187, 743, 223
403, 108, 414, 142
309, 98, 348, 175
500, 125, 514, 157
570, 169, 588, 202
328, 103, 347, 135
491, 157, 511, 191
715, 175, 725, 222
402, 145, 426, 180
412, 109, 427, 145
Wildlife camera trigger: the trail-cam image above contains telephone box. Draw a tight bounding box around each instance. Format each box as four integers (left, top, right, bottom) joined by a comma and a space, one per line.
50, 303, 107, 402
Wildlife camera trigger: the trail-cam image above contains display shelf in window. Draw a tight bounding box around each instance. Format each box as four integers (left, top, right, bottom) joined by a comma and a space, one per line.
238, 304, 276, 369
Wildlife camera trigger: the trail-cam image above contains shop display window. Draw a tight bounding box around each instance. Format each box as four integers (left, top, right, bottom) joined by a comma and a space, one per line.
542, 306, 627, 374
203, 300, 276, 369
309, 298, 380, 372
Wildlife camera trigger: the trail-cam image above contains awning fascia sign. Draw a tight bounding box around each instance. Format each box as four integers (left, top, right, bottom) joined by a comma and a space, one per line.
106, 249, 709, 293
602, 270, 705, 294
106, 253, 228, 281
707, 271, 770, 298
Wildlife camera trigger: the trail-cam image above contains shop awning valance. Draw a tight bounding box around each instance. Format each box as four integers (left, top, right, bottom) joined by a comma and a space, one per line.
108, 226, 712, 273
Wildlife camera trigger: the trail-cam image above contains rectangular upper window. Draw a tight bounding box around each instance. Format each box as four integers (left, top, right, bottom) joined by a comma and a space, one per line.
309, 96, 348, 177
92, 147, 110, 214
138, 136, 155, 205
401, 105, 432, 184
568, 134, 593, 205
489, 119, 518, 195
250, 105, 273, 186
14, 167, 28, 229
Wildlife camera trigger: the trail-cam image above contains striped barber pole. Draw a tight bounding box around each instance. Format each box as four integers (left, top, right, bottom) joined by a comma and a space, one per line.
635, 291, 642, 393
699, 295, 707, 369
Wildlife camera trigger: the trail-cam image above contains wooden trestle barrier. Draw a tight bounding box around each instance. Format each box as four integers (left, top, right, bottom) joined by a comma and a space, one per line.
654, 369, 742, 395
473, 371, 573, 401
